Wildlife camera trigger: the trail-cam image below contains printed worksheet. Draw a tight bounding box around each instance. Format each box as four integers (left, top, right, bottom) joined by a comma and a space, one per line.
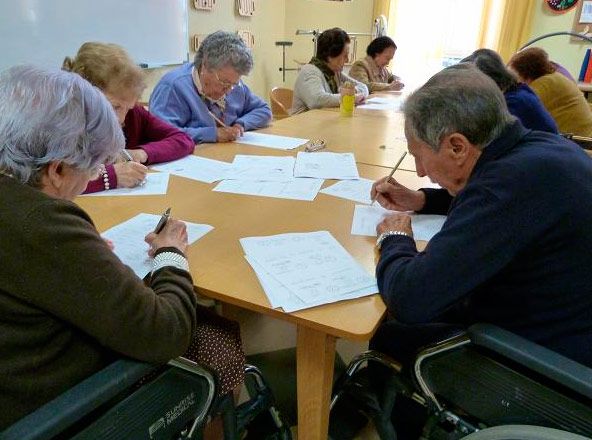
240, 231, 376, 304
81, 172, 170, 196
245, 255, 377, 312
213, 178, 323, 201
351, 204, 446, 241
225, 155, 296, 181
152, 156, 231, 183
293, 152, 359, 180
235, 132, 309, 150
102, 213, 213, 278
320, 178, 374, 204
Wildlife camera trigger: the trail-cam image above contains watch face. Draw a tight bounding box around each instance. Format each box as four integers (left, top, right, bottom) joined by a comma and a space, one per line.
546, 0, 579, 13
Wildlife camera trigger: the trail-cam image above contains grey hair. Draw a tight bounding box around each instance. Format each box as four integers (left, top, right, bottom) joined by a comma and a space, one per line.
193, 31, 253, 75
403, 64, 516, 151
0, 65, 124, 187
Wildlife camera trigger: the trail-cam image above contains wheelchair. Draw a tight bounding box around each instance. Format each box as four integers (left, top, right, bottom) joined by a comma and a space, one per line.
331, 324, 592, 440
1, 357, 292, 440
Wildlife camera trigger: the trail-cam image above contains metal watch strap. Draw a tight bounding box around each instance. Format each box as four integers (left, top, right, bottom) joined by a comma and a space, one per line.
376, 230, 412, 249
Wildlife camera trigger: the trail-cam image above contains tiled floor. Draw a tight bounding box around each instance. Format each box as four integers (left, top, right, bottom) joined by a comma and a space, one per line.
229, 305, 381, 439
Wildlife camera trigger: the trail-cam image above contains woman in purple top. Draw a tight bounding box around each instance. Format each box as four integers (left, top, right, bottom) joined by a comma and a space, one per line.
461, 49, 558, 134
63, 42, 195, 193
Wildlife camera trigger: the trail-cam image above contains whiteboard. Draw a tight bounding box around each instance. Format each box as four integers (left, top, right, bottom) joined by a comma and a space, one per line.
0, 0, 189, 71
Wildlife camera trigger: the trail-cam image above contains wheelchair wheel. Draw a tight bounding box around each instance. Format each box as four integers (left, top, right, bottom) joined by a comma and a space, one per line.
460, 425, 592, 440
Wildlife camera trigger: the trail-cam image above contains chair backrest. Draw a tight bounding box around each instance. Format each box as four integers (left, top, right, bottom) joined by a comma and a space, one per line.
1, 357, 216, 440
270, 87, 293, 120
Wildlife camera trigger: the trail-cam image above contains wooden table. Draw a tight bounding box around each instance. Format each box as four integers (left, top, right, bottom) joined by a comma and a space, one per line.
255, 109, 417, 172
76, 157, 429, 440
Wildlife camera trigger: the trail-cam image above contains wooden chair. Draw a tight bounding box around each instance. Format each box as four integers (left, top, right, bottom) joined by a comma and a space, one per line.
270, 87, 293, 120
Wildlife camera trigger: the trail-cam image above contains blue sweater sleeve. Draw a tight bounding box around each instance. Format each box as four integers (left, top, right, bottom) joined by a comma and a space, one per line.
234, 83, 272, 131
376, 164, 559, 324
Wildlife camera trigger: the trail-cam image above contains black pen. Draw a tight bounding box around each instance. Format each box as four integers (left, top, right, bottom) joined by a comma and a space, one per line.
154, 208, 171, 234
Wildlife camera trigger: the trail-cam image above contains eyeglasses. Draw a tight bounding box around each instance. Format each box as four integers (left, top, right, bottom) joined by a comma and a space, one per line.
210, 69, 240, 91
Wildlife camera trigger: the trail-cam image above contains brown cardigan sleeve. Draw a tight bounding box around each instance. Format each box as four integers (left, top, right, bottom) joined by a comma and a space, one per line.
19, 199, 197, 363
349, 60, 395, 93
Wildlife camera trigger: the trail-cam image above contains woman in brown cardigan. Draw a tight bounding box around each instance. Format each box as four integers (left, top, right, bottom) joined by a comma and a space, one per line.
0, 65, 243, 430
349, 36, 404, 92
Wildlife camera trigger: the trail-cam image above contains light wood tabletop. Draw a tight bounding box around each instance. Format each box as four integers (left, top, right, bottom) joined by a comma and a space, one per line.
76, 156, 430, 440
247, 109, 417, 172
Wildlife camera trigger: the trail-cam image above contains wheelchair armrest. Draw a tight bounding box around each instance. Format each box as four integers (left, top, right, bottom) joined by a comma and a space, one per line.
1, 359, 157, 440
468, 324, 592, 400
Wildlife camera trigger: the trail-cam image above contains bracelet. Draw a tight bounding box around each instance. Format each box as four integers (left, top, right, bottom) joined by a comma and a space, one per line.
376, 230, 412, 249
99, 164, 110, 190
152, 251, 189, 274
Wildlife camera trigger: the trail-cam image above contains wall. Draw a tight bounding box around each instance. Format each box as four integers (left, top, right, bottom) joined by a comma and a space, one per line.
142, 0, 286, 103
283, 0, 375, 87
528, 2, 589, 78
142, 0, 376, 102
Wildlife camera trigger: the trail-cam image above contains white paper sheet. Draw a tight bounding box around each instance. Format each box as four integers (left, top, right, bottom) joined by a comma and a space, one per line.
351, 205, 446, 241
366, 96, 403, 105
320, 178, 374, 204
293, 152, 359, 180
358, 102, 401, 111
240, 231, 376, 304
235, 132, 309, 150
225, 155, 296, 182
151, 155, 231, 183
213, 178, 323, 201
82, 172, 170, 197
245, 255, 376, 312
102, 213, 213, 278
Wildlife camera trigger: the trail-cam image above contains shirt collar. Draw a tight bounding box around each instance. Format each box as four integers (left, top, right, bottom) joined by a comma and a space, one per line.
191, 66, 226, 110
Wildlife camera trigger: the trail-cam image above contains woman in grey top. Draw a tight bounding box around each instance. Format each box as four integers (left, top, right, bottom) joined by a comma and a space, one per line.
291, 27, 368, 114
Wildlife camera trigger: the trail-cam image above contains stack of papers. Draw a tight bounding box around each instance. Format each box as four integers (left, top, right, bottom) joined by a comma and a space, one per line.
294, 152, 359, 179
351, 205, 446, 241
235, 132, 309, 150
102, 213, 213, 278
152, 156, 231, 183
213, 154, 324, 201
241, 231, 377, 312
359, 96, 404, 112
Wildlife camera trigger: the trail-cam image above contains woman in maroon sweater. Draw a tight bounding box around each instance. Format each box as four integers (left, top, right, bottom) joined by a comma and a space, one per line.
63, 42, 195, 193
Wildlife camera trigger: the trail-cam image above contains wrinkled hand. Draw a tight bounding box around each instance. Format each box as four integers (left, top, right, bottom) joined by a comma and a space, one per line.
145, 218, 188, 257
103, 238, 114, 250
377, 212, 413, 236
232, 123, 244, 137
113, 161, 148, 188
371, 176, 425, 212
355, 93, 366, 105
389, 80, 405, 91
127, 148, 148, 164
217, 126, 241, 142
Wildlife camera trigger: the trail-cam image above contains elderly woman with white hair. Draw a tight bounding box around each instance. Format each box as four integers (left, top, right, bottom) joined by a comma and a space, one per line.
150, 30, 272, 143
0, 65, 244, 430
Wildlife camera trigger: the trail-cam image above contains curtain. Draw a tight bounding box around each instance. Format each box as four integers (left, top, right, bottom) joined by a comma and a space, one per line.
483, 0, 537, 61
373, 0, 391, 19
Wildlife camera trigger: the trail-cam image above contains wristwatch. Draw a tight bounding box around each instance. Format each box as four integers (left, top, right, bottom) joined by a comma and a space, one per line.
376, 230, 412, 249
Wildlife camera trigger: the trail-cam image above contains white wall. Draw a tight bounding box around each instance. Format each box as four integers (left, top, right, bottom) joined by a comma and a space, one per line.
142, 0, 376, 102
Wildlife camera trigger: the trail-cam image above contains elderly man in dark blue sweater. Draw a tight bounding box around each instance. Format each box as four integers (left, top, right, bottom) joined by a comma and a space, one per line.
370, 63, 592, 368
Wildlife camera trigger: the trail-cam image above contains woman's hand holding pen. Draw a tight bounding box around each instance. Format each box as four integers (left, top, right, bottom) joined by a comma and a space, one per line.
216, 125, 243, 142
113, 161, 148, 188
145, 218, 188, 257
126, 148, 148, 164
371, 177, 426, 212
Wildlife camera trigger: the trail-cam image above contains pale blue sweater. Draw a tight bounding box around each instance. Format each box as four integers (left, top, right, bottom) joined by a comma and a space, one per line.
149, 63, 272, 143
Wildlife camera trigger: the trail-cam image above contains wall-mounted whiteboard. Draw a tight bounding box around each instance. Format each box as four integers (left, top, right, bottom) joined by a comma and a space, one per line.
0, 0, 188, 71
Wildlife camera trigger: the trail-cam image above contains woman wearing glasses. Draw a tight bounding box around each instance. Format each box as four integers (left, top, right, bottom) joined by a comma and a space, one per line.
150, 31, 272, 143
